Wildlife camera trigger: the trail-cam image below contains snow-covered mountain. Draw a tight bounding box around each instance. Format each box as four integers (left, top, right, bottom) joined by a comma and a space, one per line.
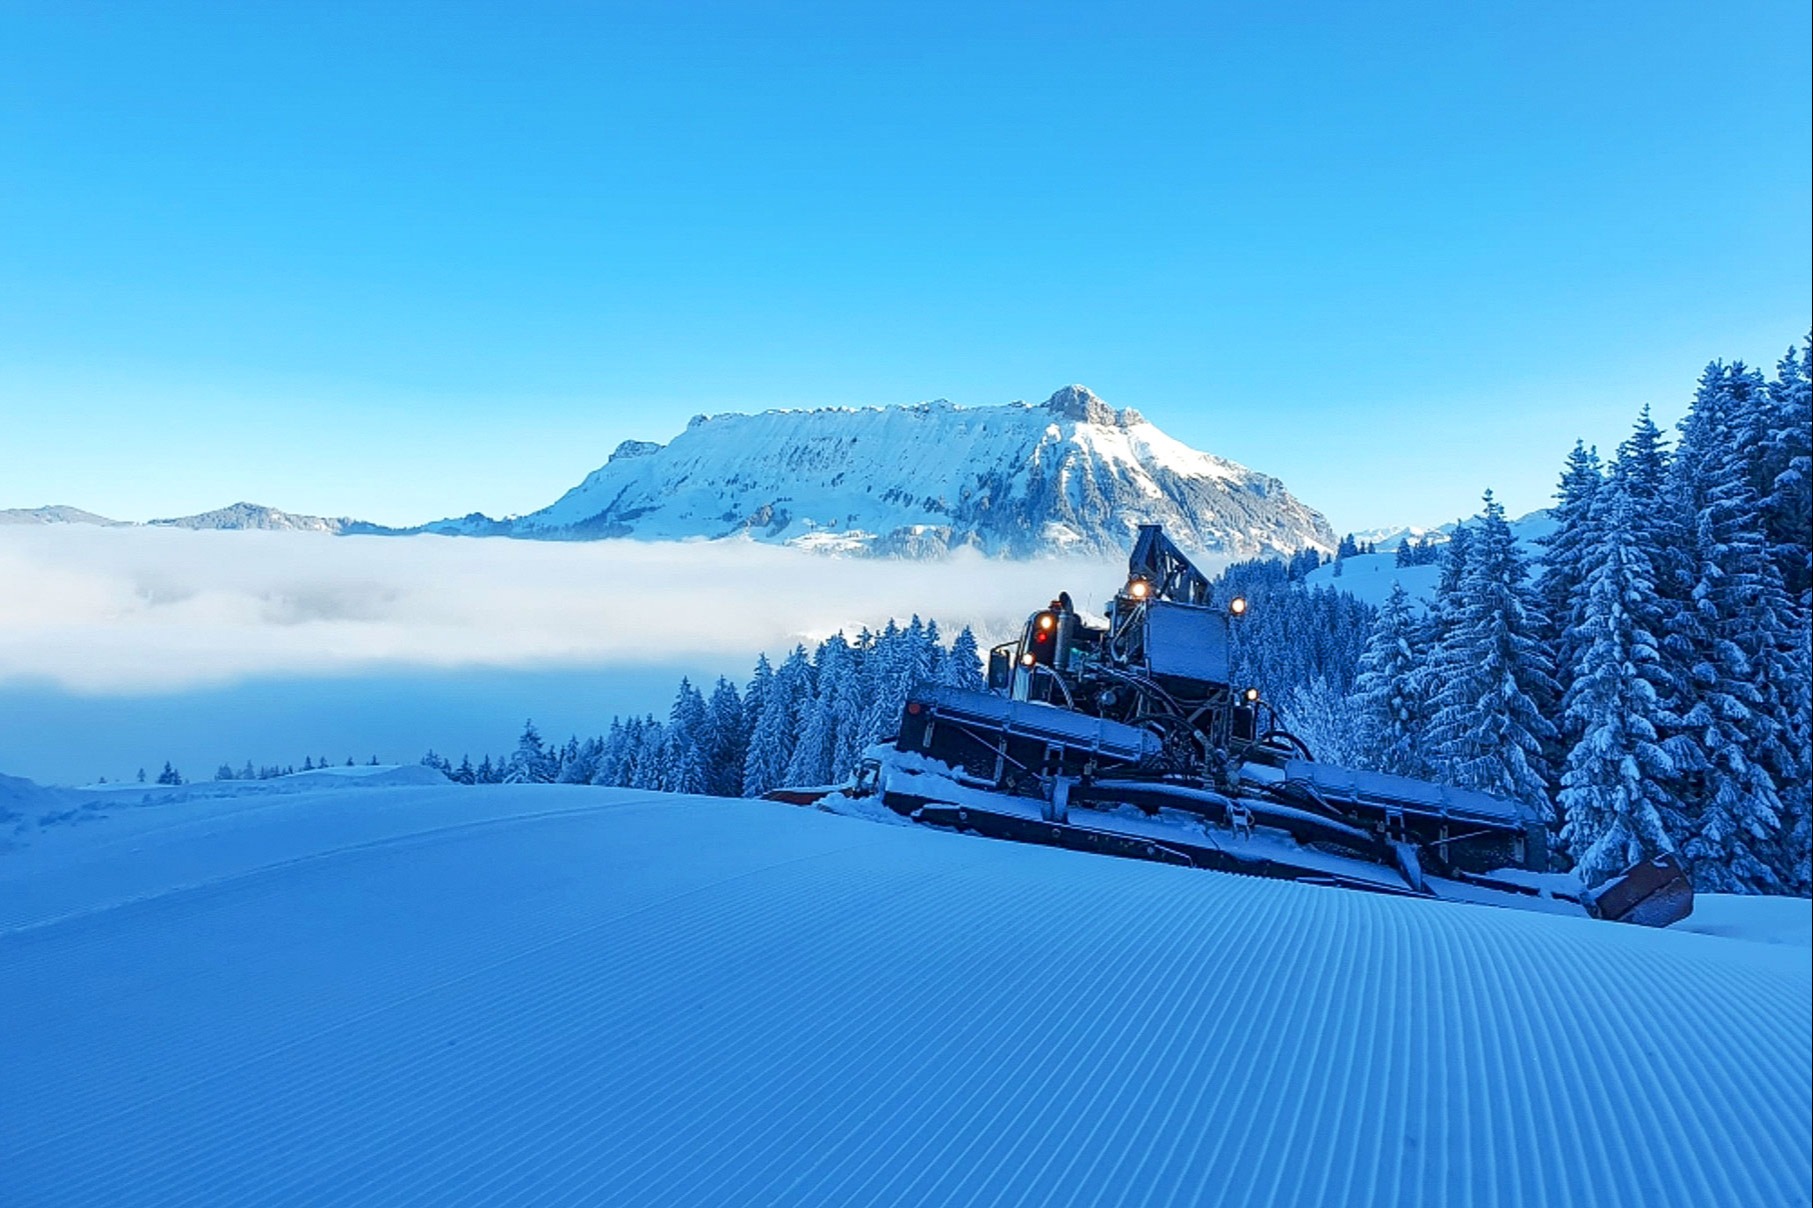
1348, 522, 1453, 552
0, 505, 129, 527
424, 386, 1336, 560
147, 502, 367, 533
4, 388, 1336, 559
0, 502, 369, 533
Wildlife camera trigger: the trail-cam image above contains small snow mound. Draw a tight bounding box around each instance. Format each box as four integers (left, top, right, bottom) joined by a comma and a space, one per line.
0, 773, 81, 817
1674, 893, 1812, 948
283, 763, 448, 786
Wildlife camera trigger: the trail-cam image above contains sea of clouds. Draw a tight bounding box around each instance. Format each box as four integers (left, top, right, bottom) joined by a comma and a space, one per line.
0, 525, 1139, 694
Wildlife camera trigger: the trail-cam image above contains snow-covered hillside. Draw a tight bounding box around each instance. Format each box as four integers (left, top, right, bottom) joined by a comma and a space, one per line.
1305, 509, 1557, 608
3, 773, 1807, 1206
424, 386, 1336, 560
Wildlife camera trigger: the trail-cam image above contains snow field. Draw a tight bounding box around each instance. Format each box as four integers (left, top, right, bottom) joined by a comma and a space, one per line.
2, 780, 1808, 1206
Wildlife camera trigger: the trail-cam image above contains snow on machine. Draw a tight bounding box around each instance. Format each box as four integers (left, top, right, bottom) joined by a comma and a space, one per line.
842, 525, 1693, 927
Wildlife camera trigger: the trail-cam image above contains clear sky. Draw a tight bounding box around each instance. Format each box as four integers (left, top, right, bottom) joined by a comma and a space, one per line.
2, 0, 1807, 535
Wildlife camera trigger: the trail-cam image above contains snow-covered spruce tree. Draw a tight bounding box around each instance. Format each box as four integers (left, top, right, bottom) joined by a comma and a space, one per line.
1350, 580, 1428, 776
942, 626, 988, 693
819, 634, 870, 784
735, 655, 775, 791
1535, 442, 1603, 737
630, 717, 668, 791
601, 719, 634, 789
1759, 341, 1812, 892
1556, 483, 1678, 884
504, 719, 556, 784
558, 736, 601, 785
786, 636, 853, 788
588, 719, 625, 787
891, 615, 937, 712
663, 679, 711, 796
1612, 406, 1684, 607
1281, 676, 1366, 766
854, 619, 905, 750
743, 647, 810, 797
1763, 339, 1811, 605
1663, 362, 1796, 891
704, 678, 747, 798
828, 675, 864, 781
1410, 521, 1471, 756
1421, 492, 1558, 818
1773, 652, 1813, 894
664, 733, 709, 797
922, 618, 945, 684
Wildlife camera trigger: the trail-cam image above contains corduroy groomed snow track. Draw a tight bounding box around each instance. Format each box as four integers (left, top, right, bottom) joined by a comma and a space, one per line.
3, 783, 1808, 1206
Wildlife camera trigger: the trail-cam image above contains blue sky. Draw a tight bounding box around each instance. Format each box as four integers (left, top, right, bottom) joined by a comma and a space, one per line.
2, 0, 1807, 535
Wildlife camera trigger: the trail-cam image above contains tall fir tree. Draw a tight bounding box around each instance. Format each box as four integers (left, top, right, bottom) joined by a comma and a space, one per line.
786, 636, 853, 787
505, 719, 555, 784
739, 654, 775, 784
743, 647, 809, 796
664, 679, 711, 795
631, 717, 668, 791
1762, 338, 1811, 604
1412, 521, 1472, 754
1350, 580, 1428, 776
704, 678, 748, 797
1556, 483, 1678, 883
941, 626, 988, 693
1535, 442, 1603, 746
855, 619, 905, 749
1664, 363, 1792, 891
1422, 492, 1558, 817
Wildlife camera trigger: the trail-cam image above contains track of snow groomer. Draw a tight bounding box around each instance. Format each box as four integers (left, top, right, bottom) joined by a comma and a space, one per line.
2, 775, 1808, 1206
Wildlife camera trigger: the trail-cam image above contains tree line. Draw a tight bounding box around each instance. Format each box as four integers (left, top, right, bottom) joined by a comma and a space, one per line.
1294, 341, 1810, 893
420, 619, 988, 800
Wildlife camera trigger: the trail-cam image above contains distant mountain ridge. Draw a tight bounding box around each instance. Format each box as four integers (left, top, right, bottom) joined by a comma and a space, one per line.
0, 502, 372, 533
5, 386, 1340, 560
0, 505, 131, 527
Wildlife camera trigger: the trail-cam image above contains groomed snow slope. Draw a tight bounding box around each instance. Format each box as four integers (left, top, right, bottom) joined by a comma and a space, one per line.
3, 781, 1808, 1207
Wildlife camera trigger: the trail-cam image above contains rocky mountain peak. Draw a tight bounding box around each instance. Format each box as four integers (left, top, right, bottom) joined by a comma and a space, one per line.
608, 439, 665, 462
1042, 385, 1142, 428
